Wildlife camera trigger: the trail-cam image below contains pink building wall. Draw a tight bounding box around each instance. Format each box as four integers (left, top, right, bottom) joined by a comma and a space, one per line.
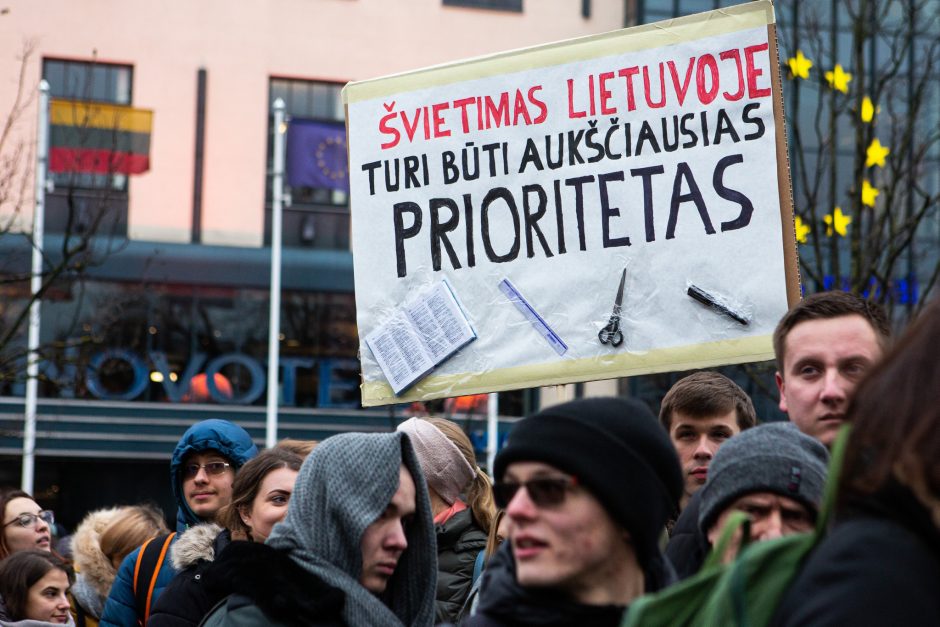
1, 0, 626, 246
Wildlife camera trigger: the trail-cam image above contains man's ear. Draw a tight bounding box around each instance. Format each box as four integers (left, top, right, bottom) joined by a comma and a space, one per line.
706, 522, 720, 547
775, 371, 788, 413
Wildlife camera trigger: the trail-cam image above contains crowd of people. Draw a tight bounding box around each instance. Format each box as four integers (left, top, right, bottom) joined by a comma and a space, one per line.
0, 289, 937, 626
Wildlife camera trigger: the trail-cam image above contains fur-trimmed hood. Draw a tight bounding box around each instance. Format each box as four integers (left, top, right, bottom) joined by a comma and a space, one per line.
170, 523, 224, 571
71, 507, 124, 602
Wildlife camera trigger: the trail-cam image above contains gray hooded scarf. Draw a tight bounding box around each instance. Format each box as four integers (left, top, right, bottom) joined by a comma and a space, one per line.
266, 431, 437, 627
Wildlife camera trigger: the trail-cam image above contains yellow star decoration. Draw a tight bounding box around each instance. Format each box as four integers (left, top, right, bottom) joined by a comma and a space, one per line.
787, 50, 813, 79
860, 96, 878, 123
861, 180, 880, 207
794, 216, 811, 243
825, 64, 852, 93
824, 207, 852, 237
866, 138, 890, 168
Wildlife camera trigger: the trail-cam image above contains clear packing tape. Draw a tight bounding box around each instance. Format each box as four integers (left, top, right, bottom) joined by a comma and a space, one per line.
358, 257, 774, 406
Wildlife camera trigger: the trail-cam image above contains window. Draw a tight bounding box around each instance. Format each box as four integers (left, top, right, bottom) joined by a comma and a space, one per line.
443, 0, 523, 12
42, 59, 134, 236
42, 59, 133, 192
265, 79, 349, 249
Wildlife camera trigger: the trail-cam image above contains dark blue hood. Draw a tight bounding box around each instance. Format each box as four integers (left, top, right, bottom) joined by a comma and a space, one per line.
170, 418, 258, 531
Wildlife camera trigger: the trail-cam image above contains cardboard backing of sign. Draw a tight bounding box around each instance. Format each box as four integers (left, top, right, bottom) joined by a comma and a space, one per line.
344, 0, 799, 406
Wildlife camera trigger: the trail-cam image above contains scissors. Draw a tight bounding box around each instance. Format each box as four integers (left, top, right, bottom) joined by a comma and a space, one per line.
598, 268, 626, 347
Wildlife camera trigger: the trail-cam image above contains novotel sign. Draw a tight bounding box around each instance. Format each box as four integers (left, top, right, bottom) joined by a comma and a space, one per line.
42, 349, 358, 407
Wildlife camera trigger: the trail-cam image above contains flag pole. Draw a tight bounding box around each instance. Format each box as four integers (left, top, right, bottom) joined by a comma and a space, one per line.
486, 392, 498, 476
22, 81, 50, 494
265, 99, 286, 449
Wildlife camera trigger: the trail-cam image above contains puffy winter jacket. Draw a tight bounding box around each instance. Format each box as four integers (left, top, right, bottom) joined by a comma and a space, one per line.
148, 524, 231, 627
434, 508, 486, 624
99, 420, 257, 627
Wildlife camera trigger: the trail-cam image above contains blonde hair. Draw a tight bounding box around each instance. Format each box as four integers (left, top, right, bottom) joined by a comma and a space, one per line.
275, 438, 318, 458
98, 505, 168, 567
425, 417, 496, 534
484, 509, 507, 560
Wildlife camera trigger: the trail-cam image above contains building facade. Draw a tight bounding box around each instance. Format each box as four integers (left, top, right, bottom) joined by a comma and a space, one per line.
0, 0, 630, 527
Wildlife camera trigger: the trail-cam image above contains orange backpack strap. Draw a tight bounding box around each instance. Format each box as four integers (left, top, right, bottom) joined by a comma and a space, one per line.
132, 532, 176, 626
132, 537, 156, 601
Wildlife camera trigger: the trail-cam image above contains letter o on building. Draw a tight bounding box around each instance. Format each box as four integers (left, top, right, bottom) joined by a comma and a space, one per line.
204, 354, 266, 404
86, 349, 149, 401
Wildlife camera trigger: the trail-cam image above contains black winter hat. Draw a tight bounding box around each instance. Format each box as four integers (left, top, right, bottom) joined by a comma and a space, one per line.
494, 396, 683, 569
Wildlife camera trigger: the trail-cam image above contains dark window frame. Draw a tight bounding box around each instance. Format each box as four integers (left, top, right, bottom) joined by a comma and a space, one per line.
265, 78, 349, 250
442, 0, 523, 13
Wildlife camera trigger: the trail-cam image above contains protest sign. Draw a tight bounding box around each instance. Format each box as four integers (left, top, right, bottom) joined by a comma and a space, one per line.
343, 0, 799, 407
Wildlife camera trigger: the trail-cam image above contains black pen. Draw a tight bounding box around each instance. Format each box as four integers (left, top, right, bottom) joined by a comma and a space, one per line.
687, 285, 750, 325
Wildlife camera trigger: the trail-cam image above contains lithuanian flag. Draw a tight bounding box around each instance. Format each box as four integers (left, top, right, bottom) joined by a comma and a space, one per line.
49, 99, 153, 175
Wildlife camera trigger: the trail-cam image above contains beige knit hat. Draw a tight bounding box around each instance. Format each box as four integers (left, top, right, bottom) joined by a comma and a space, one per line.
397, 417, 475, 504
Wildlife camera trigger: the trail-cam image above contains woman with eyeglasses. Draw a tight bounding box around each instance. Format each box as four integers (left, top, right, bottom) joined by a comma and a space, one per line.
148, 446, 305, 627
396, 417, 496, 624
1, 489, 55, 560
0, 549, 74, 625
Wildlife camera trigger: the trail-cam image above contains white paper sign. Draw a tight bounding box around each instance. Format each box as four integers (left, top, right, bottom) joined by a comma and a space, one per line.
345, 1, 796, 406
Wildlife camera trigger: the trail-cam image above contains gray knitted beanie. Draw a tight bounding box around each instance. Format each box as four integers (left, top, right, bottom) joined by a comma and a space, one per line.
698, 422, 829, 534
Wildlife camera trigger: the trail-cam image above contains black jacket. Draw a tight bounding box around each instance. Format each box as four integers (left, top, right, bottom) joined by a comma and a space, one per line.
435, 508, 487, 624
199, 541, 345, 627
149, 526, 232, 627
664, 490, 708, 580
772, 484, 940, 627
461, 543, 629, 627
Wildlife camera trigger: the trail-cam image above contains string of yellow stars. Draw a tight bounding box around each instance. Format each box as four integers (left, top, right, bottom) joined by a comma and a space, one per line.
787, 50, 813, 79
825, 64, 852, 93
860, 97, 882, 207
824, 207, 852, 237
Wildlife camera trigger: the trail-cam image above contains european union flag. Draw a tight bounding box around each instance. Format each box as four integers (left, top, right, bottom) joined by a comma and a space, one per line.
286, 119, 349, 193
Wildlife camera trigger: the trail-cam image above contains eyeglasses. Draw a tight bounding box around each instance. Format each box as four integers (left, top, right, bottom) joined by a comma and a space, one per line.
3, 510, 55, 529
493, 476, 578, 509
182, 462, 232, 479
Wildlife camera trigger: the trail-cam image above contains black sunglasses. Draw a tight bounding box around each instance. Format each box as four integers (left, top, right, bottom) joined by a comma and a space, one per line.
493, 476, 578, 509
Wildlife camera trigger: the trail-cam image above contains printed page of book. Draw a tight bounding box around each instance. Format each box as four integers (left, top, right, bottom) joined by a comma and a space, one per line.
404, 279, 476, 364
364, 313, 435, 395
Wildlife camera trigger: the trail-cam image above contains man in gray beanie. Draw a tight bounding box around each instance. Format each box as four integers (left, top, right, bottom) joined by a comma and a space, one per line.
465, 396, 683, 627
698, 422, 829, 562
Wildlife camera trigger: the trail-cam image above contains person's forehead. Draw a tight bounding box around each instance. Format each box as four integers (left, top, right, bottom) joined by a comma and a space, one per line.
392, 466, 416, 508
39, 569, 69, 585
733, 492, 810, 510
5, 496, 40, 515
670, 409, 738, 432
784, 315, 882, 361
503, 460, 565, 480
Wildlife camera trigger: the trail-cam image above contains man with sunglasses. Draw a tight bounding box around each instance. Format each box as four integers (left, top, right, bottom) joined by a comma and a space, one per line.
466, 397, 683, 627
100, 418, 257, 627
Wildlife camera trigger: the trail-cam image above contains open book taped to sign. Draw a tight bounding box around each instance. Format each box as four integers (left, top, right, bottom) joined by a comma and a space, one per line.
365, 279, 477, 394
